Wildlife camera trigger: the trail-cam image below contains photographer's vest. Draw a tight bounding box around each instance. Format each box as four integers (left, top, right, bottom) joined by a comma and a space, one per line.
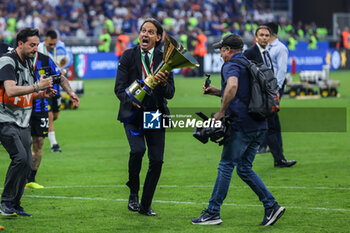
0, 52, 37, 128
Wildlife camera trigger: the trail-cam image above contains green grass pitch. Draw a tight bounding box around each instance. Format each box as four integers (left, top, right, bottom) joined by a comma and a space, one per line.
0, 70, 349, 232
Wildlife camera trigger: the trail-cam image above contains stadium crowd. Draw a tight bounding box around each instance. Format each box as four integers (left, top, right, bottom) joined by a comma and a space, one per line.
0, 0, 328, 44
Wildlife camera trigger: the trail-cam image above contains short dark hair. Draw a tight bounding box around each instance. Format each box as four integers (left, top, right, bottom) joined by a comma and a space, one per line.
264, 22, 278, 35
255, 25, 272, 36
16, 28, 39, 46
140, 18, 164, 47
45, 30, 58, 39
140, 18, 163, 36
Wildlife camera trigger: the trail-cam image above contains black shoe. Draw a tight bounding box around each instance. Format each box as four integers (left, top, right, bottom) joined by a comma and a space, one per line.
0, 202, 17, 217
274, 160, 296, 168
128, 195, 139, 212
51, 144, 62, 152
260, 203, 285, 226
138, 206, 157, 216
257, 146, 268, 154
14, 205, 32, 217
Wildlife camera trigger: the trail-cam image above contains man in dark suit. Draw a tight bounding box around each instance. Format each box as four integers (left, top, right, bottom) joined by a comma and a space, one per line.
244, 25, 296, 168
114, 18, 174, 216
244, 25, 272, 68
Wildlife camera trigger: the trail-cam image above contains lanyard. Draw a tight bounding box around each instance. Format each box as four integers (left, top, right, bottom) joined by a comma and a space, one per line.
141, 50, 154, 76
32, 52, 38, 70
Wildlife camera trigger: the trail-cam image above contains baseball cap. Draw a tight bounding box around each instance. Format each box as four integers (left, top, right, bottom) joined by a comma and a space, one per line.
212, 34, 243, 49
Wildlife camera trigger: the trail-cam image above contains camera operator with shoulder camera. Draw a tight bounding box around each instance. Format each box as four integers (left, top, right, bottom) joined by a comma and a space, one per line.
192, 34, 285, 226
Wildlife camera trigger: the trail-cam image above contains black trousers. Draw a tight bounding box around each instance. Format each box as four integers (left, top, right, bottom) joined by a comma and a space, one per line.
124, 123, 165, 209
195, 55, 204, 77
265, 112, 285, 163
264, 88, 286, 163
0, 123, 32, 206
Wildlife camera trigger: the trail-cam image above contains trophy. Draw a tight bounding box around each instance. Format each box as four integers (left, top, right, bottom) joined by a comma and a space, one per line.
125, 34, 199, 106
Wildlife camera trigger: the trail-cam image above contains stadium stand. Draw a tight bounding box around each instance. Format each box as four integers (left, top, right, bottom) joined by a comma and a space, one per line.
0, 0, 329, 46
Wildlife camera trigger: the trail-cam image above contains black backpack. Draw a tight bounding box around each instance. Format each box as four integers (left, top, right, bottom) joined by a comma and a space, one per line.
228, 57, 280, 120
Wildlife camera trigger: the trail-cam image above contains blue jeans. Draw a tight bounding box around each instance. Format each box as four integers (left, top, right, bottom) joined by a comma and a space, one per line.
208, 129, 276, 213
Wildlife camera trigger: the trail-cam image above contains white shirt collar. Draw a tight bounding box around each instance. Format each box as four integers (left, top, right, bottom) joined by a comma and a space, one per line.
140, 47, 155, 56
256, 43, 268, 54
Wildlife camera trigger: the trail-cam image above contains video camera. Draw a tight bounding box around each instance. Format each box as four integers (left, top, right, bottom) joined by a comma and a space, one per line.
38, 66, 61, 84
193, 112, 238, 146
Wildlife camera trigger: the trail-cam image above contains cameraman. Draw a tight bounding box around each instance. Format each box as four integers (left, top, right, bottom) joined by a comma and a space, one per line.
192, 34, 285, 226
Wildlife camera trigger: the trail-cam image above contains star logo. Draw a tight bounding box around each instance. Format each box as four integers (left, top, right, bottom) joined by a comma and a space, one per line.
150, 110, 162, 122
143, 110, 161, 129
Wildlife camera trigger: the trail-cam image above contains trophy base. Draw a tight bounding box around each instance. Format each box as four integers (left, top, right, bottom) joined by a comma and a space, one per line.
125, 79, 152, 106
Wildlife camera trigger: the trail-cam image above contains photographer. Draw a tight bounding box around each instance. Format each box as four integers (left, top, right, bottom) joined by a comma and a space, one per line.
27, 51, 79, 189
192, 34, 285, 226
0, 28, 56, 217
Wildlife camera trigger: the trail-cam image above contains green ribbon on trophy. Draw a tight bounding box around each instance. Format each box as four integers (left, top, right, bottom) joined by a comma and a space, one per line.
126, 34, 200, 106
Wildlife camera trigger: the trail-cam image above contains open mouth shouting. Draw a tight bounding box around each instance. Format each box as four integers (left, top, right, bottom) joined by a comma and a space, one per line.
139, 22, 160, 50
141, 37, 150, 49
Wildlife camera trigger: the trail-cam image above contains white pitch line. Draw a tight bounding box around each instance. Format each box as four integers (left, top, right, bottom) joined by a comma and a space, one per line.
37, 184, 350, 191
24, 194, 350, 212
2, 184, 349, 190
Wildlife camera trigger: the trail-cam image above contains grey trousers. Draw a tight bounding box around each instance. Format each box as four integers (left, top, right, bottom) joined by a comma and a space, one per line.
0, 123, 32, 206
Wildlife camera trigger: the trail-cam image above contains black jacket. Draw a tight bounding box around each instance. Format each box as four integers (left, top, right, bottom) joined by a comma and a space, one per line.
114, 45, 175, 123
243, 44, 264, 64
244, 44, 274, 71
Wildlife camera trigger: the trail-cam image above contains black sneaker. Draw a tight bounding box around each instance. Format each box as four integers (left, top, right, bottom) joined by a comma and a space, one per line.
14, 206, 32, 217
51, 144, 62, 152
260, 204, 285, 226
192, 209, 223, 225
0, 202, 17, 217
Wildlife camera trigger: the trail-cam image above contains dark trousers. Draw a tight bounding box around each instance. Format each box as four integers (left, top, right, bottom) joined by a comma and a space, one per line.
0, 123, 32, 206
124, 123, 165, 209
261, 88, 286, 163
266, 112, 285, 163
195, 55, 204, 77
